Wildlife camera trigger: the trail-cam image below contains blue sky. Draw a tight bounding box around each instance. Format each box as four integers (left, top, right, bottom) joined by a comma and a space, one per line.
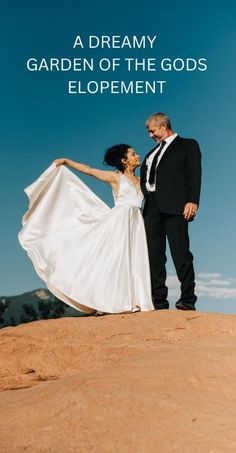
1, 0, 236, 313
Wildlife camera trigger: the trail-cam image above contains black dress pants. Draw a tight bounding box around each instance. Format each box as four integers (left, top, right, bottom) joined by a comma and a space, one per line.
144, 194, 197, 307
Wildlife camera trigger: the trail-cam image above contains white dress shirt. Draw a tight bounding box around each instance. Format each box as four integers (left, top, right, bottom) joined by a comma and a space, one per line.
145, 133, 178, 192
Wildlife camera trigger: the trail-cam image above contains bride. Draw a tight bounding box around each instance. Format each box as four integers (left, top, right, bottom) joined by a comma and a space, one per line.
18, 144, 154, 314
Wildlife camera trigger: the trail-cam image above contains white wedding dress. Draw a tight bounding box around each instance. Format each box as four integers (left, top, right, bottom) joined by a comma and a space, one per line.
18, 164, 154, 314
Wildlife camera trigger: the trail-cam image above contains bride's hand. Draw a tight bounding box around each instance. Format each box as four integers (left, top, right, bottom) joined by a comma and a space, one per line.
53, 158, 67, 167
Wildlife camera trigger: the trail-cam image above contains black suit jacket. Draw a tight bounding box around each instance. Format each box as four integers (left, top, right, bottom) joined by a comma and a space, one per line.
140, 136, 202, 215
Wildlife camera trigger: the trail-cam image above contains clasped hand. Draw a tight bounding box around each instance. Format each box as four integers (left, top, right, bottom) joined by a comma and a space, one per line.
183, 202, 198, 220
53, 158, 67, 167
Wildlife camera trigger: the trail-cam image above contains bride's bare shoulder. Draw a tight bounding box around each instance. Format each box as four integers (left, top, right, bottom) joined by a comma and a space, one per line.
114, 170, 122, 178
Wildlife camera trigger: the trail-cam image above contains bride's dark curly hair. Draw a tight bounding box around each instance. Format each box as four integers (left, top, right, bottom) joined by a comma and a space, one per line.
103, 144, 131, 173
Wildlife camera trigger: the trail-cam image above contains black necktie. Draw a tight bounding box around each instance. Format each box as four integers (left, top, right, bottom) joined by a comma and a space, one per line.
148, 141, 166, 185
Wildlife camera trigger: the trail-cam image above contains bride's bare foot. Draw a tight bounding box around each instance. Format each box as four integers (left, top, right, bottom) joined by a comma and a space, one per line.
94, 310, 105, 316
132, 306, 140, 313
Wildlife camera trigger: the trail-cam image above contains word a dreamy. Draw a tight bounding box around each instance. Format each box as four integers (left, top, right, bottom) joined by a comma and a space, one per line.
73, 35, 157, 49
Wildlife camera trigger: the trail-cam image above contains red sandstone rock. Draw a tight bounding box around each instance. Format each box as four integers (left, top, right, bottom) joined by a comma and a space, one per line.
1, 310, 236, 452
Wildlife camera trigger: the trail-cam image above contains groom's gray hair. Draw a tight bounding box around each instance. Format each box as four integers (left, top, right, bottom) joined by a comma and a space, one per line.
146, 112, 172, 130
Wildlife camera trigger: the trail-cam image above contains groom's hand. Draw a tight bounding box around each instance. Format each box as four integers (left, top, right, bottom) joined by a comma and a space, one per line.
183, 202, 198, 220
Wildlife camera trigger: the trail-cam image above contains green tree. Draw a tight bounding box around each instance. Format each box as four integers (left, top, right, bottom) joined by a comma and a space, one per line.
38, 300, 51, 319
38, 297, 65, 320
0, 299, 10, 324
20, 303, 39, 324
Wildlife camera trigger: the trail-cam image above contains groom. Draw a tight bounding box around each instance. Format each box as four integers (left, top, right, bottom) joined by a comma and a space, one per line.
140, 112, 202, 310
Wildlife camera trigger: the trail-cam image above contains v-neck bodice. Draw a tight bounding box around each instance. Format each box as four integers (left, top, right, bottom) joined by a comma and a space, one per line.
112, 173, 143, 208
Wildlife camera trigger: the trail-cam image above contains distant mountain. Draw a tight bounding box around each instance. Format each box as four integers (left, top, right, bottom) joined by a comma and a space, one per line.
0, 289, 85, 329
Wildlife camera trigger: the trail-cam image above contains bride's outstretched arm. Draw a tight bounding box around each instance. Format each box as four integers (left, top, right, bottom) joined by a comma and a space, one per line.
53, 158, 118, 184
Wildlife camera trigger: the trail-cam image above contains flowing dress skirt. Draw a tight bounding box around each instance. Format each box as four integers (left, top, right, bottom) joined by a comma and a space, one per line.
19, 164, 154, 313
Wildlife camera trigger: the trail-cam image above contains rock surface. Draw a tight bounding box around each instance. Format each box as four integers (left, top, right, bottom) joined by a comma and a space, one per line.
1, 310, 236, 452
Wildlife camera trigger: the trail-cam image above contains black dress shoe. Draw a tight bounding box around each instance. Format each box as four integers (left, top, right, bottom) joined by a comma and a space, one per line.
175, 301, 196, 311
153, 301, 169, 310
